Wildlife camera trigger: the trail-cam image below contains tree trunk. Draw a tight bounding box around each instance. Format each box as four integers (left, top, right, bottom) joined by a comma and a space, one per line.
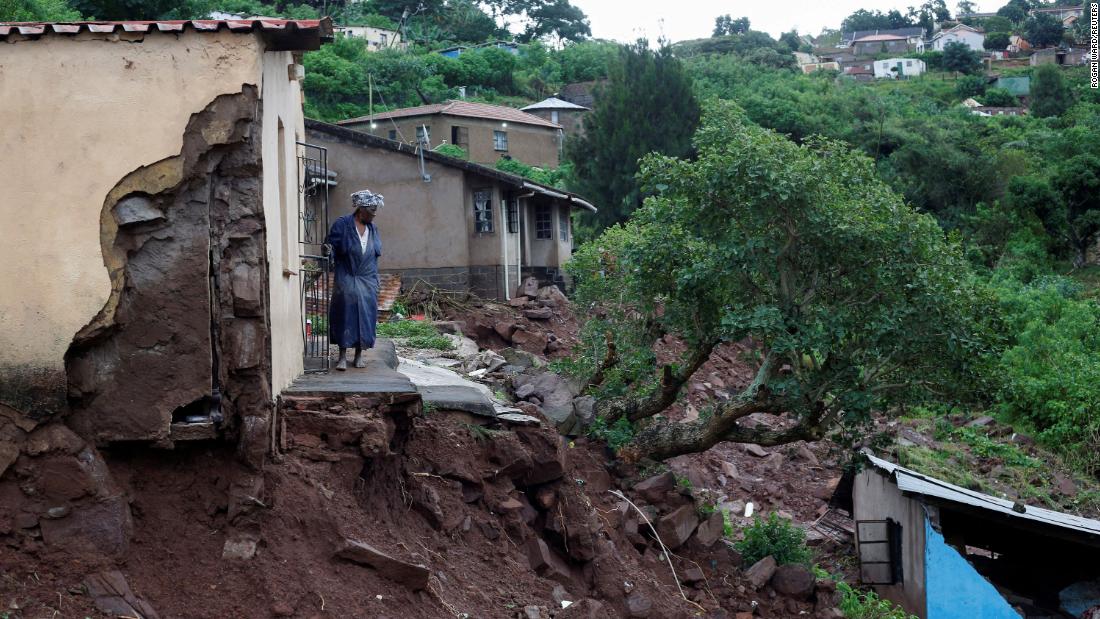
593, 339, 717, 424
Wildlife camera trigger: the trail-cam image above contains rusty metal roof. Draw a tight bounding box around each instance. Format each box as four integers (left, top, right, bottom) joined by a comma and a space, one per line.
864, 450, 1100, 538
0, 18, 333, 49
338, 100, 562, 130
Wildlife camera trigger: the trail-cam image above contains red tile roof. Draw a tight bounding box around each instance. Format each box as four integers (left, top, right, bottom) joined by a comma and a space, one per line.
0, 18, 332, 48
338, 100, 561, 130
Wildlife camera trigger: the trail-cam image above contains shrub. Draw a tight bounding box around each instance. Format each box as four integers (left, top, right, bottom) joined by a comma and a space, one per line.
434, 143, 468, 159
735, 512, 812, 566
837, 582, 918, 619
377, 319, 437, 338
981, 88, 1017, 108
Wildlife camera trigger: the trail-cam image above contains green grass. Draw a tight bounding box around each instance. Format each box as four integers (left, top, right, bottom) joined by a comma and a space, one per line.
377, 319, 454, 350
837, 582, 918, 619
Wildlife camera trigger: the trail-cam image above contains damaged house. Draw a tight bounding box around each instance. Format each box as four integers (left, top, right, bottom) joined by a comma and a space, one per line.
303, 120, 597, 299
0, 18, 332, 555
852, 451, 1100, 618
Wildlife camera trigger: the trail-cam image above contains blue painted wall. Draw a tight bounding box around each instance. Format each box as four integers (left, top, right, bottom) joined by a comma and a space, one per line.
924, 518, 1019, 618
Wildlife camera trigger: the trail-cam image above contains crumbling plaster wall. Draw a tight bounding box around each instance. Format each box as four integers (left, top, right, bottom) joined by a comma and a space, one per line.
0, 30, 264, 414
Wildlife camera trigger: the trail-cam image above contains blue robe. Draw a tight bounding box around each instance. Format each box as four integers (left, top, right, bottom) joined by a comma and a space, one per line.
326, 214, 382, 350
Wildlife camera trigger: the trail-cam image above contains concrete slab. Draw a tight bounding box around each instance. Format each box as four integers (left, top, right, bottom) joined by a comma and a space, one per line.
397, 358, 524, 420
283, 340, 416, 396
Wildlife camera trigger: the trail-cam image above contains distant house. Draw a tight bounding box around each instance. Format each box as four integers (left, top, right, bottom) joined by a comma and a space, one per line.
436, 40, 519, 58
334, 25, 404, 51
1030, 47, 1089, 66
793, 51, 818, 65
841, 27, 925, 49
851, 451, 1100, 618
852, 34, 913, 57
873, 57, 927, 79
1008, 35, 1031, 53
929, 24, 985, 52
521, 97, 589, 139
814, 47, 857, 64
305, 120, 596, 299
1028, 5, 1084, 22
800, 61, 841, 74
840, 60, 876, 80
339, 100, 563, 169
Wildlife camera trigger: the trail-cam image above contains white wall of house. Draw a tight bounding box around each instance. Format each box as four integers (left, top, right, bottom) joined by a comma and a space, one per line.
932, 28, 985, 51
335, 26, 403, 50
874, 58, 927, 78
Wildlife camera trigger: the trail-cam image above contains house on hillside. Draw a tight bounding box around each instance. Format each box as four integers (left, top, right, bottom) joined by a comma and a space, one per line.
814, 47, 857, 64
334, 24, 403, 50
929, 24, 985, 52
521, 97, 590, 139
852, 33, 913, 56
839, 60, 875, 80
1029, 5, 1085, 23
1008, 35, 1032, 53
305, 120, 596, 299
995, 75, 1031, 99
436, 40, 519, 58
850, 451, 1100, 618
841, 27, 925, 50
0, 18, 332, 448
1030, 47, 1089, 66
800, 61, 841, 74
873, 58, 927, 79
339, 100, 563, 169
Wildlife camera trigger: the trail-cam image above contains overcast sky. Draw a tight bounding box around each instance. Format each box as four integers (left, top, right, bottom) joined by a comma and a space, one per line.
567, 0, 1001, 41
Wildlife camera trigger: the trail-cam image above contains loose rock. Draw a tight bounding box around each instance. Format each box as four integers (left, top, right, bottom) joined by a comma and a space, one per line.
744, 555, 777, 588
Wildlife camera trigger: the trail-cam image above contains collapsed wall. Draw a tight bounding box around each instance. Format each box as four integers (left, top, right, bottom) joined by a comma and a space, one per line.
1, 87, 275, 561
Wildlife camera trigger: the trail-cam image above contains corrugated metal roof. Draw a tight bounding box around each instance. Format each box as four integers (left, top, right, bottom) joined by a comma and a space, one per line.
338, 100, 561, 130
304, 119, 596, 213
864, 450, 1100, 537
853, 34, 908, 42
0, 18, 333, 48
520, 97, 589, 112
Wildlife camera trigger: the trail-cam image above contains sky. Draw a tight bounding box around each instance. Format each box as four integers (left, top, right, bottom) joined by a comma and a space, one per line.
566, 0, 1002, 41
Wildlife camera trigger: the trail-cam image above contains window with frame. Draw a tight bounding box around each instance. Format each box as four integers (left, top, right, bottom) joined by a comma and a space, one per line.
559, 208, 570, 242
451, 125, 469, 148
535, 204, 553, 240
493, 130, 508, 151
473, 189, 493, 233
388, 129, 397, 140
506, 197, 519, 233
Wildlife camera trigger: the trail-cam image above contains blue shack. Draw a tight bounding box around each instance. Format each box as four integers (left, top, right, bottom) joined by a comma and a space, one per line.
852, 451, 1100, 618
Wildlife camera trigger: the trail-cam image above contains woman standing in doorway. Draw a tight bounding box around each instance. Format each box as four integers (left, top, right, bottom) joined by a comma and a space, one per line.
325, 190, 383, 371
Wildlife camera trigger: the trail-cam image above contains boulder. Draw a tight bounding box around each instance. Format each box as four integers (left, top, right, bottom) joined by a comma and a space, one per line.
523, 307, 554, 321
518, 371, 577, 433
633, 471, 676, 503
527, 537, 574, 586
334, 538, 431, 590
744, 555, 777, 588
656, 505, 699, 550
494, 320, 518, 341
692, 510, 725, 548
743, 444, 769, 458
511, 329, 548, 355
536, 285, 570, 308
503, 348, 544, 369
572, 396, 597, 430
444, 333, 480, 358
625, 591, 652, 618
771, 564, 815, 600
521, 277, 540, 298
516, 383, 537, 400
509, 296, 530, 308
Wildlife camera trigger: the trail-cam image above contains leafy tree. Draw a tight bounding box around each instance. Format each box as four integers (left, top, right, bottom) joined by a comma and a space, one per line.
1030, 63, 1072, 117
976, 15, 1013, 33
519, 0, 590, 43
567, 41, 699, 233
0, 0, 80, 20
955, 74, 987, 98
956, 0, 976, 15
1023, 12, 1065, 48
1049, 155, 1100, 267
569, 102, 993, 460
713, 14, 750, 36
71, 0, 210, 19
429, 0, 502, 43
996, 0, 1029, 24
778, 30, 802, 52
981, 87, 1017, 107
842, 8, 912, 32
984, 31, 1010, 50
943, 40, 982, 74
556, 40, 618, 82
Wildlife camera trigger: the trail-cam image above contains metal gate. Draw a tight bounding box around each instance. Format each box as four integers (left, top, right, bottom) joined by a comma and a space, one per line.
297, 142, 331, 373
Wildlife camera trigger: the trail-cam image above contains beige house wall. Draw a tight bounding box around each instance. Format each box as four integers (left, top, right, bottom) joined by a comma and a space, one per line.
0, 30, 263, 405
262, 50, 308, 396
314, 136, 471, 271
853, 469, 928, 618
349, 114, 561, 168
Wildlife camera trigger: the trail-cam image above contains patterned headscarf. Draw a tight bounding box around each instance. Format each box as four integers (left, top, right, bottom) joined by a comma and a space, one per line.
351, 189, 384, 210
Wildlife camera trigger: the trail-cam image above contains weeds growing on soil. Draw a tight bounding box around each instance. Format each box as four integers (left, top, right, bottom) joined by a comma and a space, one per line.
837, 582, 917, 619
735, 512, 812, 566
